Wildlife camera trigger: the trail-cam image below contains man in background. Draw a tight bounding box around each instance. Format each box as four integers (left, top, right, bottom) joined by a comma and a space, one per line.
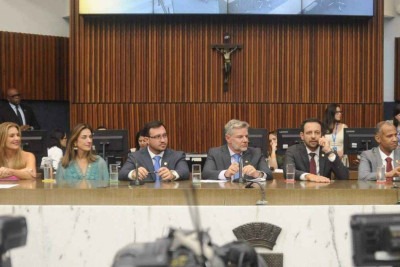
283, 118, 349, 182
202, 119, 272, 181
0, 88, 40, 130
119, 120, 189, 182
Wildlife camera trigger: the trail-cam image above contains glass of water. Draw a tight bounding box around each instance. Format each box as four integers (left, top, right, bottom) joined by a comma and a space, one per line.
192, 164, 202, 185
285, 163, 295, 183
376, 165, 386, 184
109, 164, 119, 184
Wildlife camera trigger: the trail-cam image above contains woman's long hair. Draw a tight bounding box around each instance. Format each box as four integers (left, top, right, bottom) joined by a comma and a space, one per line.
47, 129, 66, 149
0, 122, 24, 169
61, 123, 96, 168
268, 131, 277, 156
323, 103, 340, 134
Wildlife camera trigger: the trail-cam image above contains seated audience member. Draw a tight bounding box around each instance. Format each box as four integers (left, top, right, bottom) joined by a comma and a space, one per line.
283, 118, 349, 182
119, 120, 189, 182
267, 131, 284, 170
134, 129, 148, 151
0, 88, 40, 130
42, 129, 67, 170
56, 123, 109, 180
358, 121, 400, 181
323, 103, 349, 166
202, 119, 272, 181
0, 122, 36, 179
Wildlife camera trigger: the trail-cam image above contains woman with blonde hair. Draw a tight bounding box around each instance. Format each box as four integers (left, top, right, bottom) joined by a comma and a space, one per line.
0, 122, 36, 179
56, 123, 108, 180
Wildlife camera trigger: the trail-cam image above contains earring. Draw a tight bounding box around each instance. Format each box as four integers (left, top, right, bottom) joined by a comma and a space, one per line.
73, 144, 78, 150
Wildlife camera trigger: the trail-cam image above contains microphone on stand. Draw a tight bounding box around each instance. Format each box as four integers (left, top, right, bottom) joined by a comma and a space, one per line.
238, 156, 244, 183
130, 158, 144, 186
245, 180, 267, 205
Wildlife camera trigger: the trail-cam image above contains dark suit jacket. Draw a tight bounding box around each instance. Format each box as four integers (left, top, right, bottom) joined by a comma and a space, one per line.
118, 148, 189, 181
0, 103, 40, 129
202, 145, 273, 180
283, 143, 349, 180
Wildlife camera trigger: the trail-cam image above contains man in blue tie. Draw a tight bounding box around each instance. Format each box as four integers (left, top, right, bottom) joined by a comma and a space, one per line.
119, 120, 189, 182
202, 119, 272, 181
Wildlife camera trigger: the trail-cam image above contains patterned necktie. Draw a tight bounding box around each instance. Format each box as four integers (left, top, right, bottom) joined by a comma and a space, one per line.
309, 153, 317, 175
153, 155, 161, 182
233, 154, 241, 179
15, 105, 23, 125
386, 157, 393, 173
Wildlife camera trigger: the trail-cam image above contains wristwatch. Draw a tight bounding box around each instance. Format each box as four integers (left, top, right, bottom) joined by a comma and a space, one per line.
325, 150, 335, 157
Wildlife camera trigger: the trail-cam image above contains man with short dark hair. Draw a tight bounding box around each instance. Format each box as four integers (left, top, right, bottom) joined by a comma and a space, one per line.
358, 121, 400, 181
119, 120, 189, 182
202, 119, 272, 180
283, 118, 349, 182
0, 88, 40, 130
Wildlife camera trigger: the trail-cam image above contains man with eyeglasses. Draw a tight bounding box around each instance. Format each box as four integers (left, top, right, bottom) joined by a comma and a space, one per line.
0, 88, 40, 130
119, 120, 189, 182
202, 119, 272, 181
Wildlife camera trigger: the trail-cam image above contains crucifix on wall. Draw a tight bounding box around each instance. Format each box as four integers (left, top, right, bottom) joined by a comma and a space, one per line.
211, 33, 243, 92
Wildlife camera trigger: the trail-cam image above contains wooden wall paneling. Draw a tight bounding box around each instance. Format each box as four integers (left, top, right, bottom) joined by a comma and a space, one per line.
70, 0, 383, 153
0, 31, 68, 100
396, 38, 400, 101
69, 103, 382, 153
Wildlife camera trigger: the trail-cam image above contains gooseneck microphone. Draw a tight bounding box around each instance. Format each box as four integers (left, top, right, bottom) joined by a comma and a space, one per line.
238, 156, 244, 183
130, 157, 144, 186
245, 180, 267, 205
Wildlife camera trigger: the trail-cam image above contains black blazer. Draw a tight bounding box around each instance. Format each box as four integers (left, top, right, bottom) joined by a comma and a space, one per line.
202, 145, 273, 180
283, 143, 349, 180
0, 103, 40, 129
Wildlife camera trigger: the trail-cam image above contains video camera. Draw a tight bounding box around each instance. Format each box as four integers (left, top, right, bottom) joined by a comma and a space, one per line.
0, 216, 27, 267
112, 228, 267, 267
351, 213, 400, 267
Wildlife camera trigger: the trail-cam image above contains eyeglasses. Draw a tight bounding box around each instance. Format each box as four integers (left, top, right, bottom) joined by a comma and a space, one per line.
335, 111, 343, 114
149, 133, 168, 140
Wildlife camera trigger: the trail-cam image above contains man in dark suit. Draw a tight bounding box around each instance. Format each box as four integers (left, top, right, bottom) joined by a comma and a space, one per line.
202, 119, 273, 181
283, 118, 349, 182
0, 88, 40, 130
358, 121, 400, 181
119, 120, 189, 182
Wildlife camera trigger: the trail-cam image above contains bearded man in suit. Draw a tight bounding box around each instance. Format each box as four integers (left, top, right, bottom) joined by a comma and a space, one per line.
202, 119, 272, 181
283, 118, 349, 182
119, 120, 189, 182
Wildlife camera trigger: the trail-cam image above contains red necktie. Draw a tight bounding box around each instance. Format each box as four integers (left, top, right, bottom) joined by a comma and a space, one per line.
309, 153, 317, 175
386, 157, 393, 173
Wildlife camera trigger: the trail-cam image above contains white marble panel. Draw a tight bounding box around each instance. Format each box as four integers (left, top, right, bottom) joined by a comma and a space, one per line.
0, 205, 399, 267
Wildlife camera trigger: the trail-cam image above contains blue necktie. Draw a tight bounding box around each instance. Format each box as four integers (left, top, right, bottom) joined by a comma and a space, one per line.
153, 155, 161, 182
233, 154, 241, 180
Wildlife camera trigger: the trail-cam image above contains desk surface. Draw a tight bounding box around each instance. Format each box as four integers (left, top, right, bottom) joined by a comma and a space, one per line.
0, 178, 398, 206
